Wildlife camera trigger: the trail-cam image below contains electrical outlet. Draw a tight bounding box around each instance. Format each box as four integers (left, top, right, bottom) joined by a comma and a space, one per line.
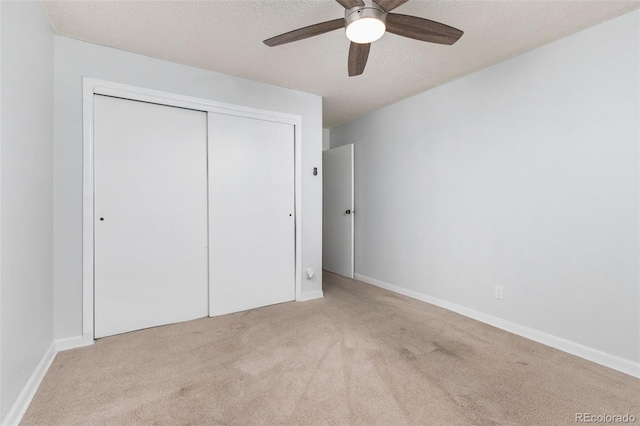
494, 285, 504, 300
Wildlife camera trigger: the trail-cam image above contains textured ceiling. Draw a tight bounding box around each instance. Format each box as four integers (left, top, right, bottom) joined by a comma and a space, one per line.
41, 0, 640, 128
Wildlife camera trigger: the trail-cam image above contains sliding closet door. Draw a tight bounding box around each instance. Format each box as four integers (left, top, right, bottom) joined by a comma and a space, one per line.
209, 113, 295, 316
94, 95, 208, 338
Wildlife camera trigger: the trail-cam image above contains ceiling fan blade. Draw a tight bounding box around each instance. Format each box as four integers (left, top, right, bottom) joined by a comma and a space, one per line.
336, 0, 365, 9
348, 42, 370, 76
373, 0, 409, 12
386, 13, 463, 45
264, 19, 345, 47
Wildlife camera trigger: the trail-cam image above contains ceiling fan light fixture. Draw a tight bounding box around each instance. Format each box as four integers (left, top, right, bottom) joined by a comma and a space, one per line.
263, 0, 464, 77
345, 1, 387, 44
346, 17, 386, 44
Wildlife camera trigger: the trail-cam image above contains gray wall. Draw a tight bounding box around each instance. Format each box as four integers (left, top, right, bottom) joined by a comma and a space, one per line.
0, 1, 54, 419
53, 36, 323, 339
331, 10, 639, 364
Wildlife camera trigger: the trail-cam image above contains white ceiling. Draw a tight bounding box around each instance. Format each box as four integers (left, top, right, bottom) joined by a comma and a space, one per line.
41, 0, 639, 128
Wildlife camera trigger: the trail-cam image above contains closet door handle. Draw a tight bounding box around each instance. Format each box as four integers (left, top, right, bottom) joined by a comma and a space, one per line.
345, 210, 351, 214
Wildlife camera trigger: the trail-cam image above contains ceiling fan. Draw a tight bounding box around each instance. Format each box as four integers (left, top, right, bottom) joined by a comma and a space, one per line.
263, 0, 463, 77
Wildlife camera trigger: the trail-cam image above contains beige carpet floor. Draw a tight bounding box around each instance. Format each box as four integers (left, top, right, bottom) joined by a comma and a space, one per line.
23, 272, 639, 425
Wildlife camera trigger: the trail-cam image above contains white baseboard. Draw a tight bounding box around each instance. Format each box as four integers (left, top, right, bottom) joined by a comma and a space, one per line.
1, 342, 57, 426
55, 334, 94, 352
354, 273, 640, 378
1, 334, 94, 426
298, 290, 324, 301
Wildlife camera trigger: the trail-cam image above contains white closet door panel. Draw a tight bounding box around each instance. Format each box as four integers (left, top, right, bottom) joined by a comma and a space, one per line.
94, 95, 208, 338
209, 113, 295, 316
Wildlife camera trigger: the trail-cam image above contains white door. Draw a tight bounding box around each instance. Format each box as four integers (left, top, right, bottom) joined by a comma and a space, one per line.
323, 144, 354, 278
94, 95, 209, 338
208, 113, 295, 316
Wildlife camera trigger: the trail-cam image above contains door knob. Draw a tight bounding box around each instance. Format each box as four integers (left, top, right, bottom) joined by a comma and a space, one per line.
345, 210, 351, 214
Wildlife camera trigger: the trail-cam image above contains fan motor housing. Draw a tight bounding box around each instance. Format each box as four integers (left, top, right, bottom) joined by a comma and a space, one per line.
345, 0, 387, 27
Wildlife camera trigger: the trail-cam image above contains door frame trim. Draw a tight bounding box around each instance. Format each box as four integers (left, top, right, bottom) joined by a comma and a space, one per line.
82, 78, 304, 342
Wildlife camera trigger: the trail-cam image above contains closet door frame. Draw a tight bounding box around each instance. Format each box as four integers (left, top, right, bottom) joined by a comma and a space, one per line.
81, 78, 303, 343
